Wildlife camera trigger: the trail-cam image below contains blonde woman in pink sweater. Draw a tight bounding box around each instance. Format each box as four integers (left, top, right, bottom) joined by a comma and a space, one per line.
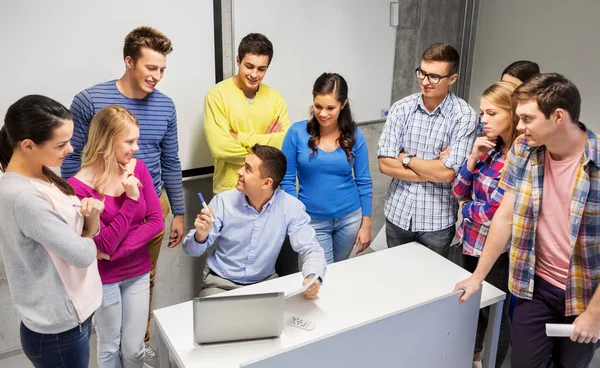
69, 105, 164, 368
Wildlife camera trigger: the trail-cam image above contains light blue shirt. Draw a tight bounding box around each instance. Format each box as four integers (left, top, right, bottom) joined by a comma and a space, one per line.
183, 189, 326, 284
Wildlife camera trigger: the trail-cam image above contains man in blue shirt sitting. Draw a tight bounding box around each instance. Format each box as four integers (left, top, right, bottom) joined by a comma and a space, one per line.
183, 144, 326, 299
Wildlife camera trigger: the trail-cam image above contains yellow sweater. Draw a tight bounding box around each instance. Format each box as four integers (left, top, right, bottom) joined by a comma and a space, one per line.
204, 78, 291, 193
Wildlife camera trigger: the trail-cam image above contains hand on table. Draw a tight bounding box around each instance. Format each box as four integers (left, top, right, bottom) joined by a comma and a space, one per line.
302, 275, 321, 299
453, 275, 482, 303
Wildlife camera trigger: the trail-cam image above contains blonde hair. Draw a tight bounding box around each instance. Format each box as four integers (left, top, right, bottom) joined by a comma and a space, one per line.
81, 105, 139, 196
482, 81, 519, 149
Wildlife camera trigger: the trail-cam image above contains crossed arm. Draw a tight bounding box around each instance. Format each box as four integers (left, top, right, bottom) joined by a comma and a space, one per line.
378, 152, 455, 183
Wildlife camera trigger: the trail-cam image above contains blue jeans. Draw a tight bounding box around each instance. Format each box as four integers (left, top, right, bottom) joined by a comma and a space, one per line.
20, 315, 93, 368
385, 219, 455, 257
96, 272, 150, 368
310, 208, 363, 264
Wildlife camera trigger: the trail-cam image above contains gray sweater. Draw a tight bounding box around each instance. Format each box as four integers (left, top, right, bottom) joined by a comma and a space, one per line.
0, 173, 98, 334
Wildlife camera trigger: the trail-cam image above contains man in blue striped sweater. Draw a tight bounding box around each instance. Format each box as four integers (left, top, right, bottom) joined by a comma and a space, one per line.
61, 26, 184, 367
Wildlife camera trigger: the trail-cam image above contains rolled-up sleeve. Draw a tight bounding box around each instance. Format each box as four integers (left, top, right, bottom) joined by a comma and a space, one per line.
442, 109, 478, 172
377, 102, 405, 158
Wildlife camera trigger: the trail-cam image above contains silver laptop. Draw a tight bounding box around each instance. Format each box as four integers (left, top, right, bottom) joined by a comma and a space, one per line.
193, 292, 284, 344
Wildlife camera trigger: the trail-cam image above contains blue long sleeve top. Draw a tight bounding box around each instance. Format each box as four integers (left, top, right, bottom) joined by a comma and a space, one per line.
280, 120, 373, 220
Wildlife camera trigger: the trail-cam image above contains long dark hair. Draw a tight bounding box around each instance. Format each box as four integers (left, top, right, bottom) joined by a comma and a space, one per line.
0, 95, 75, 195
501, 60, 540, 83
307, 73, 356, 162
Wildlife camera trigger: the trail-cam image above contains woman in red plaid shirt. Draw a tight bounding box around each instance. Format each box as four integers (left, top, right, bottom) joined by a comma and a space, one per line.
452, 81, 519, 368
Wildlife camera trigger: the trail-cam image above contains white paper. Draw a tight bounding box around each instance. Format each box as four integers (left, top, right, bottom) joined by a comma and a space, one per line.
546, 323, 574, 337
284, 273, 320, 299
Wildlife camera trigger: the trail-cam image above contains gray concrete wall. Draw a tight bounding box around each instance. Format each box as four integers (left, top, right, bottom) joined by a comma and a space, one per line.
469, 0, 597, 126
392, 0, 479, 102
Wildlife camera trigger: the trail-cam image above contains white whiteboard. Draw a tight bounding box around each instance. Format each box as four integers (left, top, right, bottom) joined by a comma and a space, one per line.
0, 0, 215, 171
469, 0, 598, 129
232, 0, 396, 123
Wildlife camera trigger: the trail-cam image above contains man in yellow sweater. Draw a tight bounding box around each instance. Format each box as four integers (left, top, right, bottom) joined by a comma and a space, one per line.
204, 33, 291, 193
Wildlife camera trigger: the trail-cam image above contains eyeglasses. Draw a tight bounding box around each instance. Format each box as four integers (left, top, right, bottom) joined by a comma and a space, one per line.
415, 68, 453, 84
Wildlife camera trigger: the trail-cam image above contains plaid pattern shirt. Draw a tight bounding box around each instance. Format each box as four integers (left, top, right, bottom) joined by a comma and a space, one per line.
377, 92, 477, 231
453, 146, 506, 257
500, 126, 600, 316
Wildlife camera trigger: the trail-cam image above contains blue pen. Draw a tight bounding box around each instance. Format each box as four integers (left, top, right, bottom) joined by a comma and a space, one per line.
197, 193, 214, 220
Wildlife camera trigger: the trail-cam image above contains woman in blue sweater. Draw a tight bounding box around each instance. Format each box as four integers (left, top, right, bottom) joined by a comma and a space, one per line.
281, 73, 373, 264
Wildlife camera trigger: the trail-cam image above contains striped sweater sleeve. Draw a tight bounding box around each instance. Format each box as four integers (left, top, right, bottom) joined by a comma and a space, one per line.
160, 104, 184, 214
62, 90, 94, 179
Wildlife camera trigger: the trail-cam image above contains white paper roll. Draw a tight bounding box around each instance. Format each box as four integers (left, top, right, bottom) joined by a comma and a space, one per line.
546, 323, 574, 337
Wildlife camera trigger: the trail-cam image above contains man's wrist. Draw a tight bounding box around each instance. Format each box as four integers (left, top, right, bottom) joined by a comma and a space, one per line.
402, 154, 415, 168
471, 271, 485, 284
304, 273, 323, 285
194, 232, 207, 244
585, 303, 600, 319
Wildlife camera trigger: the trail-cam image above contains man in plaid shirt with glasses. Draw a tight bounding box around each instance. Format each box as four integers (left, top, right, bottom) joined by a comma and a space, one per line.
456, 73, 600, 367
377, 42, 477, 256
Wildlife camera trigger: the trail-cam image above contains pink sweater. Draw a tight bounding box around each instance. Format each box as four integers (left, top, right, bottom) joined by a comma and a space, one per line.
68, 160, 164, 284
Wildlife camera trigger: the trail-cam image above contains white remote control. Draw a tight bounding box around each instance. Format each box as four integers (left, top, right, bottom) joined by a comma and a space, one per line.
287, 316, 315, 331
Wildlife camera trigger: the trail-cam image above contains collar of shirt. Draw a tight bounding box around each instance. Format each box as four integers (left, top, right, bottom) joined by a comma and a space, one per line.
582, 124, 600, 168
415, 92, 453, 118
240, 190, 276, 214
481, 144, 504, 164
525, 123, 600, 168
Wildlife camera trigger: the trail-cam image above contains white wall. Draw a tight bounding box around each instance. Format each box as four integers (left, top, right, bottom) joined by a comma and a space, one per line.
469, 0, 599, 129
0, 0, 215, 171
232, 0, 397, 123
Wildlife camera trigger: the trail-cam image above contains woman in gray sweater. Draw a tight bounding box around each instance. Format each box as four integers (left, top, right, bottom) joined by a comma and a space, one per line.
0, 95, 104, 368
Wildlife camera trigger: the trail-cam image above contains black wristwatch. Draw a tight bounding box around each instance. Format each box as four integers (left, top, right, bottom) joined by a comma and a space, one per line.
402, 154, 415, 168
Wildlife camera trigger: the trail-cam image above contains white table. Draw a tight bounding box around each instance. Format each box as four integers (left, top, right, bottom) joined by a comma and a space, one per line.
153, 242, 505, 368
